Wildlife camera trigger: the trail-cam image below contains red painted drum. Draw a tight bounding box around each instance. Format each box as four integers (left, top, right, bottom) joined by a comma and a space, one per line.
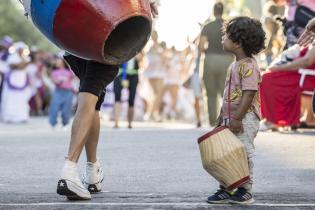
24, 0, 153, 65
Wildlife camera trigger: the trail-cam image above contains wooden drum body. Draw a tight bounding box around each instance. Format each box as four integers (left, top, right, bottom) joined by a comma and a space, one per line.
198, 127, 250, 191
24, 0, 152, 65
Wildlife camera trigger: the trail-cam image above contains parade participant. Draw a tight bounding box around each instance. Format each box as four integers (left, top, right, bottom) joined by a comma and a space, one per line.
207, 17, 265, 205
1, 42, 32, 123
143, 33, 167, 121
113, 56, 140, 129
20, 0, 157, 200
54, 2, 158, 200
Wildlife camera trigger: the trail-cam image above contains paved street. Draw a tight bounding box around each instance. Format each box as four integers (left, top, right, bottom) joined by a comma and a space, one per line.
0, 117, 315, 209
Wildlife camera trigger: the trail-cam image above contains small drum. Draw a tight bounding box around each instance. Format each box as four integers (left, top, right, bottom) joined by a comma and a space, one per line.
23, 0, 152, 65
198, 127, 250, 191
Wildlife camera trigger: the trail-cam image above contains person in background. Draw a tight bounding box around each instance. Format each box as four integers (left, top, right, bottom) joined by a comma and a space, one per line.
260, 46, 315, 130
199, 2, 233, 127
1, 42, 32, 123
49, 58, 75, 129
27, 50, 47, 116
0, 36, 13, 109
143, 32, 167, 121
298, 17, 315, 114
207, 17, 266, 205
113, 56, 140, 129
274, 0, 315, 48
263, 0, 285, 65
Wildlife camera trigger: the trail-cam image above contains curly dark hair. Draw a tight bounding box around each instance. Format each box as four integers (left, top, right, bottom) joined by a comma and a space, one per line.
224, 16, 266, 57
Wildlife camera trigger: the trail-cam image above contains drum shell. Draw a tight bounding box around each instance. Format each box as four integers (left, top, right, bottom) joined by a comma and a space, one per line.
198, 127, 250, 191
28, 0, 152, 65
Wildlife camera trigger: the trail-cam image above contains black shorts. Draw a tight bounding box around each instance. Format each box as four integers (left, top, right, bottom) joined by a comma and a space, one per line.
64, 54, 118, 111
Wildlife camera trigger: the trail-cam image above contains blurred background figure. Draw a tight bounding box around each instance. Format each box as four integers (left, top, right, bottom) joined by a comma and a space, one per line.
262, 0, 285, 65
0, 36, 13, 116
1, 42, 32, 123
199, 2, 233, 127
143, 31, 167, 121
48, 57, 75, 129
260, 46, 315, 131
113, 56, 140, 129
27, 50, 47, 116
188, 43, 203, 128
158, 46, 183, 120
274, 0, 315, 49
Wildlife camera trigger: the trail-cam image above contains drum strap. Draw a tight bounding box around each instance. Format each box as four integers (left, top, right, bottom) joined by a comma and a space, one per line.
227, 67, 232, 121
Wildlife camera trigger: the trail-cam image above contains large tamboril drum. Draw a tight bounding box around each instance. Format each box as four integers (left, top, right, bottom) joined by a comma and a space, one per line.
23, 0, 152, 65
198, 127, 250, 191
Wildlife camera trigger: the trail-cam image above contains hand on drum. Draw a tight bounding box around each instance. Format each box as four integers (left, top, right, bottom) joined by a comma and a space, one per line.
150, 1, 159, 18
229, 119, 243, 134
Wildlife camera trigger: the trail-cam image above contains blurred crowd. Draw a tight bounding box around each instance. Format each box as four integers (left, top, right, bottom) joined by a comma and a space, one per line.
0, 0, 314, 131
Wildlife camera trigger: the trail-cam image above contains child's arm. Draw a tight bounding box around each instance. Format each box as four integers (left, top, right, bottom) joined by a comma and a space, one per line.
229, 90, 256, 133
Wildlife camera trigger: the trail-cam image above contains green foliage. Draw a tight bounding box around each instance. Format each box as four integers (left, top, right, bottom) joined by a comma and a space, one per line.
0, 0, 59, 52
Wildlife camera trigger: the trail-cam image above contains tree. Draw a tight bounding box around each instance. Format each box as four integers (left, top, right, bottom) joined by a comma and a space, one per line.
0, 0, 59, 51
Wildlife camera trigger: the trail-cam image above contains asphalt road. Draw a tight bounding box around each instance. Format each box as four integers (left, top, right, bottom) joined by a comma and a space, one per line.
0, 118, 315, 209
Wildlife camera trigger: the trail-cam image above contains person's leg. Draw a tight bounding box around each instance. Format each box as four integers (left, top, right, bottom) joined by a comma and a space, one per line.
58, 55, 117, 199
113, 77, 122, 128
194, 97, 201, 127
149, 78, 164, 120
49, 90, 61, 127
127, 75, 139, 128
302, 95, 315, 126
61, 90, 74, 127
203, 78, 217, 126
229, 113, 259, 204
203, 55, 218, 127
58, 92, 98, 200
35, 91, 43, 115
85, 111, 100, 163
169, 84, 179, 113
68, 92, 99, 162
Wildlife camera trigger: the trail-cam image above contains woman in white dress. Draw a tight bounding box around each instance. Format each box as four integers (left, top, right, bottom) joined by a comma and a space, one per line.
1, 42, 32, 123
143, 32, 167, 120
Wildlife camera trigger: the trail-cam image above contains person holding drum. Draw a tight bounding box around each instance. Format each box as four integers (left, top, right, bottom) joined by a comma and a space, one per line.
207, 17, 266, 205
20, 0, 156, 201
55, 2, 158, 201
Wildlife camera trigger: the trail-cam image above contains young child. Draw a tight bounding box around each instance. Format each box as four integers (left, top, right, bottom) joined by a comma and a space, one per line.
49, 58, 75, 129
207, 16, 266, 205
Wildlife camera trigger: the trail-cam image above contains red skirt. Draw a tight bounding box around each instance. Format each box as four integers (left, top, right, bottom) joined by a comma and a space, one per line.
260, 70, 315, 126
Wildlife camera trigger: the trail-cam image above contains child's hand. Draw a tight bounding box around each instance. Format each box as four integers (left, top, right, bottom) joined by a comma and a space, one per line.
229, 119, 243, 134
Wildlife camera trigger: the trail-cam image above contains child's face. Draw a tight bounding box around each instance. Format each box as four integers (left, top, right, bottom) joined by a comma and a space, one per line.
222, 34, 238, 54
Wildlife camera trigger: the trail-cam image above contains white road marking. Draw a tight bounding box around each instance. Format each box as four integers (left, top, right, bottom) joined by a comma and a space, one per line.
1, 202, 315, 207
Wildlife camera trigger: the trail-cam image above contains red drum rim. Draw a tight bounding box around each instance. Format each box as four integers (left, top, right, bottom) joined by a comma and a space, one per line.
197, 126, 227, 144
